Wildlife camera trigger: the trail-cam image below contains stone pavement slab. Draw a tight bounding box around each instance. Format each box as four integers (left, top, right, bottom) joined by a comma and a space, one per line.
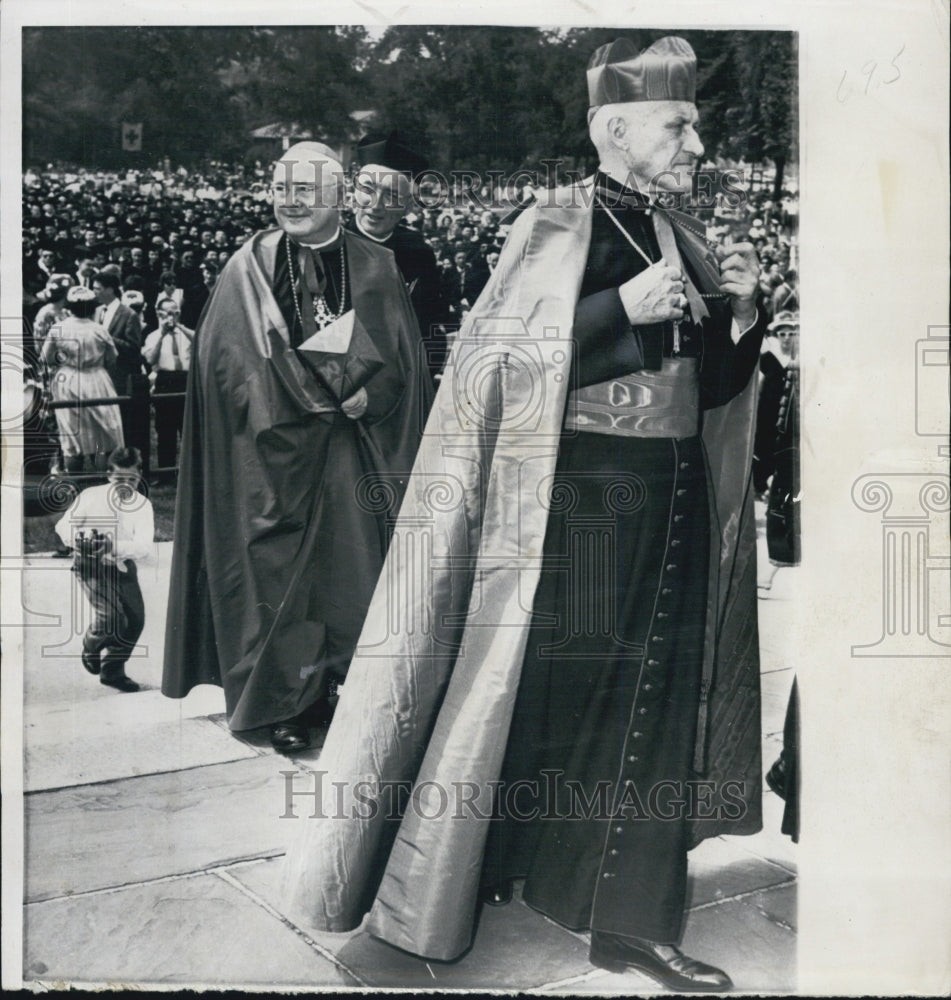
25, 715, 258, 792
686, 834, 796, 908
232, 858, 593, 990
681, 884, 797, 992
734, 790, 798, 874
25, 683, 226, 735
23, 871, 356, 988
25, 755, 295, 902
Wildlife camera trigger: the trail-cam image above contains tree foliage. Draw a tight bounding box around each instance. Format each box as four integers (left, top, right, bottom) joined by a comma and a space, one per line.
22, 25, 796, 181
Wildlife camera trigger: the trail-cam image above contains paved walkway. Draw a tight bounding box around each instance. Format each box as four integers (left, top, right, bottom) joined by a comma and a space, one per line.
18, 507, 799, 992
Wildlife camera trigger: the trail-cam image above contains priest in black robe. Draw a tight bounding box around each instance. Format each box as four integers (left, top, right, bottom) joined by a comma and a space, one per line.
283, 39, 766, 989
161, 142, 433, 754
475, 38, 767, 990
348, 131, 450, 383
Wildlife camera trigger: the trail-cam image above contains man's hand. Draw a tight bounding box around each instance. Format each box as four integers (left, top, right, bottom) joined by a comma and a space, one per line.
341, 387, 368, 420
618, 264, 687, 325
716, 241, 760, 326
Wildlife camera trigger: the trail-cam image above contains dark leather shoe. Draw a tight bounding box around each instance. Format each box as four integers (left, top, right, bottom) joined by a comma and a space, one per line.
270, 722, 314, 755
81, 649, 101, 675
766, 753, 789, 799
480, 880, 514, 906
589, 931, 732, 992
100, 673, 140, 693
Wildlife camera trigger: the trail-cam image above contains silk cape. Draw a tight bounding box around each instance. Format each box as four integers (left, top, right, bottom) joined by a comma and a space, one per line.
283, 182, 762, 959
161, 228, 432, 731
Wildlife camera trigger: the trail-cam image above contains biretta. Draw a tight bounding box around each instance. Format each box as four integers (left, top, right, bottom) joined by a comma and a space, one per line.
355, 130, 429, 180
587, 36, 697, 106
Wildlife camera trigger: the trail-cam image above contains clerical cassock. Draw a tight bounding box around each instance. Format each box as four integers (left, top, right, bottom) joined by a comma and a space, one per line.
347, 221, 449, 380
478, 171, 766, 943
161, 226, 433, 732
281, 169, 765, 960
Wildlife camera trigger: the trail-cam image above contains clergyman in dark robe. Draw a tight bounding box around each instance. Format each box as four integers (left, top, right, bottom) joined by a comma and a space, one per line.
348, 130, 450, 383
283, 37, 767, 991
161, 142, 433, 755
284, 37, 768, 990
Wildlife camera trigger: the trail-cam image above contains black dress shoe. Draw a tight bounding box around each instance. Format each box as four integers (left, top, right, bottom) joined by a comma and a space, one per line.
479, 880, 514, 906
100, 673, 140, 693
269, 722, 314, 755
81, 649, 101, 675
766, 753, 789, 799
589, 931, 733, 992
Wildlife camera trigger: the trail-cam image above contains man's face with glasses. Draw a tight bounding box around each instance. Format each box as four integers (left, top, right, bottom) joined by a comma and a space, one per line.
270, 154, 343, 245
352, 165, 412, 240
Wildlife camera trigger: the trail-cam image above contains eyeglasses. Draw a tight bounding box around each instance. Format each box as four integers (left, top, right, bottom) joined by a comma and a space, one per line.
270, 181, 342, 207
352, 176, 408, 210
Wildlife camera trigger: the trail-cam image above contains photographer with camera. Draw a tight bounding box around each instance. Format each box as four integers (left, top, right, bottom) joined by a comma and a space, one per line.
141, 298, 193, 481
55, 446, 154, 692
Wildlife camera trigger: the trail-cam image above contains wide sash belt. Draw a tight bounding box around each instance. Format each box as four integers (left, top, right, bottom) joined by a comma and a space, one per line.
564, 356, 699, 438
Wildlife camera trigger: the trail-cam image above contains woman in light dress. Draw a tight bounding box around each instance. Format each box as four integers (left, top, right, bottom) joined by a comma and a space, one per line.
41, 285, 124, 473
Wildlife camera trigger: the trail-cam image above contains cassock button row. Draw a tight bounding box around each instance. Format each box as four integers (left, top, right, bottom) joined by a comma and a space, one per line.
657, 611, 668, 618
632, 731, 643, 739
670, 539, 681, 547
662, 588, 672, 595
603, 872, 615, 879
674, 514, 684, 522
628, 754, 639, 762
610, 848, 619, 856
679, 461, 690, 469
676, 488, 687, 496
648, 659, 659, 666
652, 635, 665, 643
614, 825, 624, 834
643, 684, 653, 691
666, 563, 678, 572
638, 707, 648, 715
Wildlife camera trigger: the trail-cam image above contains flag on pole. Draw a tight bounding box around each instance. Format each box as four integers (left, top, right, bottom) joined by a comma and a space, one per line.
121, 123, 143, 151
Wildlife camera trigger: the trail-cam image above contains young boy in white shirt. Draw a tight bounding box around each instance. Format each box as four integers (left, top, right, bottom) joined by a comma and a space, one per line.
56, 446, 154, 692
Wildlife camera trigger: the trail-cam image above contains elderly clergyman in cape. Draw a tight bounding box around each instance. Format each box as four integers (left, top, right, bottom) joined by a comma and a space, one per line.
161, 142, 432, 755
284, 38, 767, 990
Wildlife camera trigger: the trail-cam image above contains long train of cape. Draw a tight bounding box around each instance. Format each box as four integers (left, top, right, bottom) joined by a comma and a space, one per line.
282, 181, 762, 959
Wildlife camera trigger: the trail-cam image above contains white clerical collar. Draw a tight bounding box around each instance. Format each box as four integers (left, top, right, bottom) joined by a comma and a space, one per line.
299, 227, 343, 251
353, 216, 392, 244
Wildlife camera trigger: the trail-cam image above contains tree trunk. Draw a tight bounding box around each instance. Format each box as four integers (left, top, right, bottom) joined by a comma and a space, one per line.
772, 155, 786, 200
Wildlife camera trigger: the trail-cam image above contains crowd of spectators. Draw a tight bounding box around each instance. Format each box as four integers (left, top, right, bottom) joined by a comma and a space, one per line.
22, 159, 798, 481
24, 159, 798, 324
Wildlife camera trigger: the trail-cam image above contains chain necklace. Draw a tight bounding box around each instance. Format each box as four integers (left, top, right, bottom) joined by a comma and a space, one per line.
286, 233, 348, 334
599, 198, 683, 354
599, 200, 656, 267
